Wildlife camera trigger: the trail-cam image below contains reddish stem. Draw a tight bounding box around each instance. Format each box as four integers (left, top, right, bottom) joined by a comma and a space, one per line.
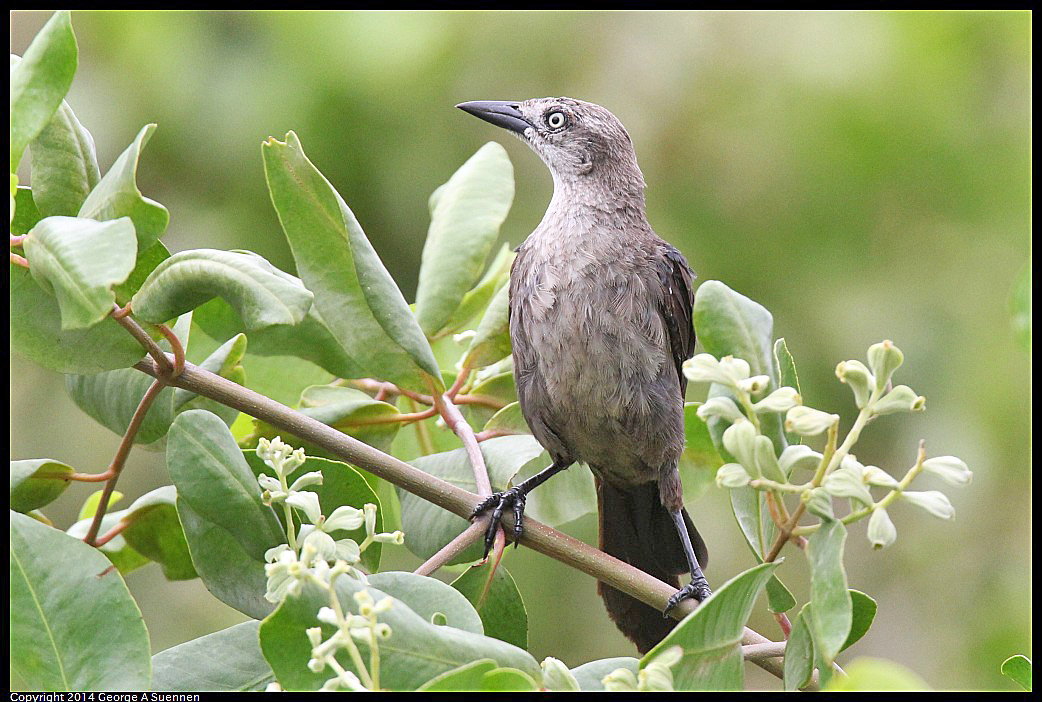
10, 252, 29, 268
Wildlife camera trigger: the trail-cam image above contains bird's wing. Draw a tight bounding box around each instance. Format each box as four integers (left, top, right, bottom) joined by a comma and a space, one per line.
657, 244, 697, 396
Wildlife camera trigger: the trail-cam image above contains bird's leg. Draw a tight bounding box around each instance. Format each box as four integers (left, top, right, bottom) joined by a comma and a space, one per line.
471, 460, 569, 559
663, 509, 712, 617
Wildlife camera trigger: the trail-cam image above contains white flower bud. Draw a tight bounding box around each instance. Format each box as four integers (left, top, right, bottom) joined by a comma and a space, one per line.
785, 406, 839, 437
286, 491, 322, 524
805, 487, 834, 520
871, 385, 925, 415
364, 502, 378, 536
288, 471, 324, 492
867, 507, 897, 549
862, 465, 900, 489
696, 396, 744, 424
682, 354, 733, 386
716, 462, 751, 488
324, 505, 365, 532
778, 445, 823, 477
901, 490, 955, 519
602, 668, 639, 692
373, 530, 405, 545
867, 340, 904, 392
302, 530, 337, 563
722, 419, 759, 475
840, 454, 865, 479
334, 538, 361, 564
541, 657, 581, 692
374, 596, 393, 614
835, 360, 875, 409
753, 386, 801, 414
306, 626, 324, 648
823, 468, 874, 507
754, 435, 786, 483
718, 355, 752, 383
374, 623, 392, 639
316, 606, 338, 626
737, 374, 770, 396
921, 456, 972, 487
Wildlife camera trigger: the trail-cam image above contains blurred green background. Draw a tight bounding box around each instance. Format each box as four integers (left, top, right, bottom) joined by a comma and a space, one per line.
10, 10, 1030, 690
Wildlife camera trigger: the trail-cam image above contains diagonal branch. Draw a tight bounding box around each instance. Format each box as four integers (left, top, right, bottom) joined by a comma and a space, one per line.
133, 357, 809, 687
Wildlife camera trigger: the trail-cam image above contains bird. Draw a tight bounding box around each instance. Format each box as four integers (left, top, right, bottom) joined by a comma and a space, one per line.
457, 97, 711, 654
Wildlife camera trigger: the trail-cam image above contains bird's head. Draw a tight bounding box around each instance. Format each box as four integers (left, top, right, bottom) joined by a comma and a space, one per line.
457, 97, 645, 194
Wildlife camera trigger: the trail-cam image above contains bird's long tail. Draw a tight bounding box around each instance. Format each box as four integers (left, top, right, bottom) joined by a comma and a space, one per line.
596, 479, 709, 654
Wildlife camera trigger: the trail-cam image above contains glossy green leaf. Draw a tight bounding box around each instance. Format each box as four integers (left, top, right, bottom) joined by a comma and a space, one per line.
642, 560, 779, 690
463, 283, 511, 370
416, 659, 498, 691
297, 385, 402, 454
12, 186, 43, 235
841, 589, 877, 652
10, 12, 77, 172
774, 338, 802, 444
824, 657, 931, 691
263, 131, 441, 393
678, 403, 723, 504
176, 496, 273, 619
415, 142, 514, 336
398, 435, 544, 564
10, 459, 73, 513
243, 451, 383, 573
368, 571, 483, 635
10, 510, 151, 691
451, 561, 527, 649
66, 505, 151, 576
1001, 654, 1032, 691
120, 486, 197, 581
482, 402, 530, 436
806, 519, 851, 665
167, 410, 285, 562
570, 657, 640, 692
259, 576, 540, 692
30, 99, 100, 216
783, 603, 815, 691
23, 216, 137, 330
132, 248, 313, 329
434, 243, 514, 338
479, 667, 540, 691
78, 124, 169, 249
151, 621, 274, 692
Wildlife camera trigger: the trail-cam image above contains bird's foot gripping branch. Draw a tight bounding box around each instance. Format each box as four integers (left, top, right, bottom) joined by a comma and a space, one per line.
10, 11, 996, 694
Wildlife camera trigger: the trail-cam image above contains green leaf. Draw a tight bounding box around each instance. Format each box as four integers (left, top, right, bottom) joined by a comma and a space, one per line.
114, 239, 171, 305
168, 410, 285, 562
297, 385, 403, 454
259, 576, 540, 691
841, 589, 877, 652
66, 507, 151, 576
398, 435, 545, 564
175, 496, 273, 619
151, 621, 274, 692
824, 657, 931, 691
694, 281, 786, 451
1001, 654, 1032, 691
415, 142, 514, 336
193, 293, 361, 380
23, 216, 137, 330
765, 575, 797, 614
416, 659, 498, 691
806, 519, 851, 665
11, 263, 146, 373
678, 403, 723, 504
482, 402, 530, 436
570, 657, 640, 692
783, 604, 815, 691
10, 12, 77, 172
479, 667, 540, 691
642, 560, 779, 690
243, 451, 383, 573
120, 486, 197, 581
12, 186, 43, 235
262, 131, 441, 393
463, 283, 511, 370
78, 124, 169, 249
774, 338, 802, 445
10, 459, 73, 513
434, 243, 514, 338
30, 99, 100, 216
462, 368, 517, 428
451, 561, 528, 649
368, 571, 484, 635
10, 510, 151, 691
132, 249, 313, 329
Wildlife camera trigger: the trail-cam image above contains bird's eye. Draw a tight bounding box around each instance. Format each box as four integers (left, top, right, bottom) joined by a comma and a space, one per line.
546, 111, 567, 129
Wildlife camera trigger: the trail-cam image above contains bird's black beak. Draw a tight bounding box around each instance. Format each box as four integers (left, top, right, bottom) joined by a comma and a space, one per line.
456, 100, 532, 135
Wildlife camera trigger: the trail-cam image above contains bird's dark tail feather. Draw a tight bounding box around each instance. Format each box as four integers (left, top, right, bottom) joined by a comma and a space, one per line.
597, 479, 709, 654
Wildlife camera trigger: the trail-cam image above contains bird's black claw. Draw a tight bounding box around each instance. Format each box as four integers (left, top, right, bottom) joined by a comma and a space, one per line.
662, 579, 712, 618
471, 487, 527, 559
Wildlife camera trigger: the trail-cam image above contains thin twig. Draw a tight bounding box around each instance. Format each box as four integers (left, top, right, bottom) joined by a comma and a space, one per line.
413, 519, 487, 576
93, 518, 132, 547
742, 641, 787, 661
10, 252, 29, 268
132, 357, 808, 688
110, 304, 172, 376
434, 393, 492, 497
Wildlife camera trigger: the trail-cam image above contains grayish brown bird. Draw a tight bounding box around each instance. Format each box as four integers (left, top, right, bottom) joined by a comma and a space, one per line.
457, 97, 710, 653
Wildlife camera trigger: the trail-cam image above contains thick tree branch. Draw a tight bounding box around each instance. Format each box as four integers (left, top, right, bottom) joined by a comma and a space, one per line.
133, 357, 808, 687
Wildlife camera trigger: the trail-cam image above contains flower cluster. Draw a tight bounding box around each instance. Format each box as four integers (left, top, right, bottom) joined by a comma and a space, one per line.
683, 341, 971, 549
255, 437, 404, 691
602, 646, 683, 692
